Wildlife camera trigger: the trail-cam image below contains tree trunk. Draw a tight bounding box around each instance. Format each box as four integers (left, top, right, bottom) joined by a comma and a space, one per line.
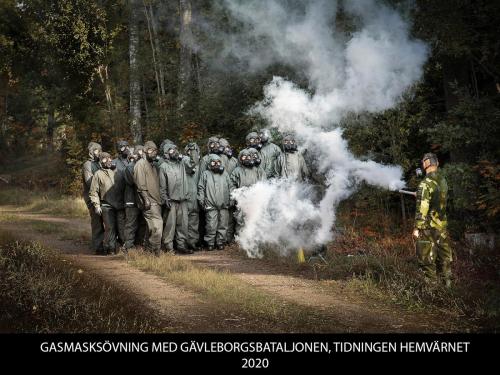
177, 0, 199, 126
129, 0, 143, 144
143, 1, 161, 100
148, 3, 166, 97
46, 103, 56, 151
0, 73, 7, 150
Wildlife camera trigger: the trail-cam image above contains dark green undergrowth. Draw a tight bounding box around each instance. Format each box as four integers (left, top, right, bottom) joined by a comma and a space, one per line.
0, 231, 167, 333
259, 208, 500, 332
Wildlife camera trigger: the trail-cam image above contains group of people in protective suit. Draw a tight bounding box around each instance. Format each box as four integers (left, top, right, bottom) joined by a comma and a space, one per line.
82, 130, 310, 256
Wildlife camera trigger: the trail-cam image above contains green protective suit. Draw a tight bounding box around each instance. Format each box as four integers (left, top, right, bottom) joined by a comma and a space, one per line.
415, 170, 453, 283
260, 141, 282, 178
133, 155, 163, 252
230, 149, 266, 233
82, 142, 104, 252
123, 156, 146, 249
220, 152, 237, 242
112, 154, 129, 245
184, 143, 201, 248
89, 154, 125, 253
199, 136, 221, 174
197, 155, 231, 246
158, 145, 194, 251
220, 154, 238, 175
274, 150, 309, 182
229, 151, 266, 190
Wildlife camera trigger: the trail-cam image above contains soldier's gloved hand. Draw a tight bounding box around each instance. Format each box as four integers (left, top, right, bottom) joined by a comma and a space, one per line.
412, 229, 420, 239
164, 199, 172, 209
95, 205, 102, 216
139, 192, 151, 211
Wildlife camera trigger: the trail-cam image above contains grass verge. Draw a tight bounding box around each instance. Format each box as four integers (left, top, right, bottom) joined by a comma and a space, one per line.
126, 250, 340, 332
254, 219, 499, 332
0, 187, 87, 218
0, 231, 167, 333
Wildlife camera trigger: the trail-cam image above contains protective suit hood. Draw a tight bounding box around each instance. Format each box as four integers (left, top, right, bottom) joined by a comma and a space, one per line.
207, 154, 224, 173
246, 131, 262, 150
282, 134, 298, 153
87, 142, 102, 161
116, 140, 129, 152
206, 136, 220, 153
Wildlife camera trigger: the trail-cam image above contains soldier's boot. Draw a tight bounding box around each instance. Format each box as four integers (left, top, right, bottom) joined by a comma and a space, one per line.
439, 262, 453, 288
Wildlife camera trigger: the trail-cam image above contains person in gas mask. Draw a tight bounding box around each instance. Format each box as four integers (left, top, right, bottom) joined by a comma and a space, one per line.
245, 131, 262, 154
199, 136, 222, 173
159, 142, 194, 253
133, 141, 163, 255
157, 138, 175, 167
123, 145, 147, 250
89, 152, 124, 255
230, 149, 266, 234
230, 149, 266, 190
274, 134, 309, 182
258, 129, 282, 178
198, 154, 231, 250
82, 142, 105, 254
247, 147, 266, 177
218, 138, 238, 175
413, 153, 453, 287
113, 140, 130, 245
184, 142, 201, 250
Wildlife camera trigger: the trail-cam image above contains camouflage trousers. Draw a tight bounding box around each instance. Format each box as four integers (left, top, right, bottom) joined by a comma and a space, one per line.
416, 228, 453, 283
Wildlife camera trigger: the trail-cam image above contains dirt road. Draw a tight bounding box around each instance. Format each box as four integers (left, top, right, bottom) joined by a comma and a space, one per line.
0, 206, 460, 332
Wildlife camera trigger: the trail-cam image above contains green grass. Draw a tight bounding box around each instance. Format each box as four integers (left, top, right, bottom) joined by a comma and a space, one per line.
315, 228, 499, 331
0, 231, 167, 333
0, 188, 87, 218
126, 249, 336, 332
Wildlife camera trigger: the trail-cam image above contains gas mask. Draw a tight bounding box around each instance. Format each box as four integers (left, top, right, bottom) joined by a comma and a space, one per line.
120, 146, 128, 157
100, 155, 114, 170
167, 147, 182, 161
240, 154, 254, 168
117, 141, 130, 158
146, 148, 158, 162
283, 139, 297, 152
224, 147, 233, 158
252, 154, 261, 166
128, 149, 139, 163
247, 136, 262, 151
92, 148, 101, 161
185, 143, 200, 163
209, 141, 220, 155
209, 159, 224, 174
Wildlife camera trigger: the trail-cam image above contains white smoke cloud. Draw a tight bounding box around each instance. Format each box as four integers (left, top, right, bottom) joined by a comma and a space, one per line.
221, 0, 429, 257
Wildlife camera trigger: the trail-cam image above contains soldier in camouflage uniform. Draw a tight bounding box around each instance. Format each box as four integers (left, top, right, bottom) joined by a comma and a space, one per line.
413, 153, 453, 287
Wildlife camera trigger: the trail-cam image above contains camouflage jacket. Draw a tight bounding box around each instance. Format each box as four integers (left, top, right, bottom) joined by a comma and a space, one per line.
415, 171, 448, 230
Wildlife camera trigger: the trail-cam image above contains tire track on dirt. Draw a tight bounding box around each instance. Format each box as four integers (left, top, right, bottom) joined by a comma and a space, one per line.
0, 208, 459, 332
